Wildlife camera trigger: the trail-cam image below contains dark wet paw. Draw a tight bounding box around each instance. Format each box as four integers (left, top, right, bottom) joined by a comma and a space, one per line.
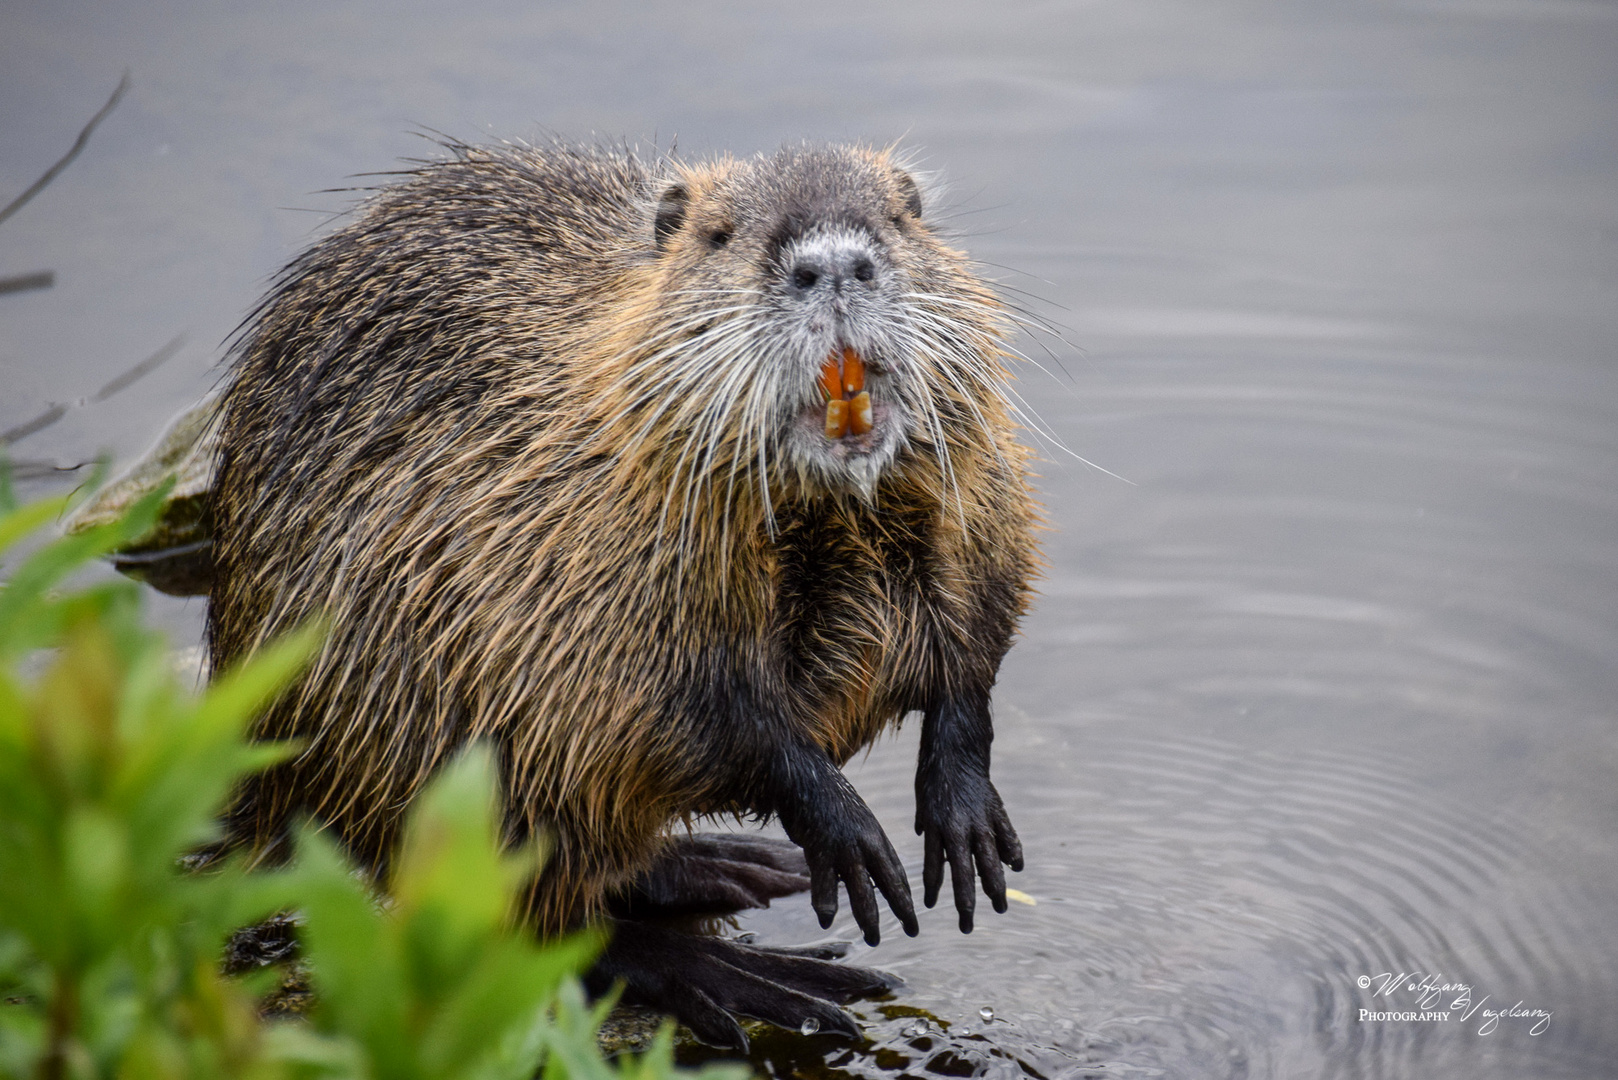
914, 768, 1023, 934
787, 796, 919, 948
587, 920, 897, 1050
610, 832, 813, 917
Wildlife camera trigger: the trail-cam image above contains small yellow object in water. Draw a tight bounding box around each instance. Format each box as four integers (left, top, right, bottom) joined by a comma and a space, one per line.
1004, 888, 1036, 906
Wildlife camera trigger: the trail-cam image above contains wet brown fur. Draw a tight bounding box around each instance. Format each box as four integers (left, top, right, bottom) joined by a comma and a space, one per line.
209, 139, 1038, 935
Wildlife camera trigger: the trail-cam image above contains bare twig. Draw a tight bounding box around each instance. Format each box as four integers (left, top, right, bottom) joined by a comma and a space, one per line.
4, 459, 89, 481
92, 334, 185, 402
1, 335, 185, 447
0, 271, 54, 295
0, 72, 129, 228
0, 405, 67, 447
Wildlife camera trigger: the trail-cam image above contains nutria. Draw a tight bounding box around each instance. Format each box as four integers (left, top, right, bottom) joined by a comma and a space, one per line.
208, 138, 1037, 1049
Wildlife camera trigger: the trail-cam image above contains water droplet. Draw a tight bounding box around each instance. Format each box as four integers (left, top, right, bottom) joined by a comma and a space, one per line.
800, 1017, 821, 1035
979, 1007, 995, 1022
903, 1020, 929, 1038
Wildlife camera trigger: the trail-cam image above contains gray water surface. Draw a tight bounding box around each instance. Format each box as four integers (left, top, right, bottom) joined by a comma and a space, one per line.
4, 2, 1616, 1077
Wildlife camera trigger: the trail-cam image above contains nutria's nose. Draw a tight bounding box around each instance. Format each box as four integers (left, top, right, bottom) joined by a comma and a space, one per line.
785, 237, 882, 297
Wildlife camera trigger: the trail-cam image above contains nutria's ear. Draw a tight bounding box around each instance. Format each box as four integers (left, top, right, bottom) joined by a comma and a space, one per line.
654, 183, 689, 251
894, 170, 924, 220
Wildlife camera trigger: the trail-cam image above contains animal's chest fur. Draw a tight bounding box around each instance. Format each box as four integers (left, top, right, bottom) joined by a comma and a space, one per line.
767, 500, 947, 762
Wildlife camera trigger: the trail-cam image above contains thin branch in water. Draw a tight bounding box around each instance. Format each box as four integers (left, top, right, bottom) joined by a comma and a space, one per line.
1, 335, 185, 447
3, 458, 89, 481
92, 334, 185, 402
0, 271, 54, 295
1, 405, 67, 447
0, 72, 130, 228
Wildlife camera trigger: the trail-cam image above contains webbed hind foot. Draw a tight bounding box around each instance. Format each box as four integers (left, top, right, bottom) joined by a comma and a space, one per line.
611, 832, 811, 917
587, 920, 896, 1051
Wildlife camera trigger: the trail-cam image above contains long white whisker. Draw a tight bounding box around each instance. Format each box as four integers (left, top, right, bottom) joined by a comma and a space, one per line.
905, 294, 1129, 483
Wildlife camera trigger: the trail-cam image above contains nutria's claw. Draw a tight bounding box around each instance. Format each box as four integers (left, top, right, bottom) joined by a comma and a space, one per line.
915, 768, 1022, 934
772, 751, 920, 946
799, 804, 919, 947
589, 920, 894, 1051
611, 833, 810, 916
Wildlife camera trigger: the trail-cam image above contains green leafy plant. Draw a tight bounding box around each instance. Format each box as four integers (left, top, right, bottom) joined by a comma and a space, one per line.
268, 747, 609, 1080
0, 467, 299, 1079
0, 470, 747, 1080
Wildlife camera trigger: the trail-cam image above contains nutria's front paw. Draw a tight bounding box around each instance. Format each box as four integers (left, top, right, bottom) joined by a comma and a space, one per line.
610, 832, 811, 916
914, 767, 1023, 933
588, 920, 898, 1051
787, 798, 919, 947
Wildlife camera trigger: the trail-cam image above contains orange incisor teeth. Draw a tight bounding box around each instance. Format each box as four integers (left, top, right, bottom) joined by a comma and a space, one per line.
850, 390, 873, 436
824, 398, 850, 440
841, 347, 865, 396
820, 347, 870, 440
818, 359, 842, 404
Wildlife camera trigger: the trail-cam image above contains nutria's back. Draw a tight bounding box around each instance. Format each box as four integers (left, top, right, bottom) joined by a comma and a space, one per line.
210, 139, 1037, 937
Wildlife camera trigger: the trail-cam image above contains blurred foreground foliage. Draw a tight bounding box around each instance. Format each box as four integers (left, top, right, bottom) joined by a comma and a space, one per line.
0, 469, 746, 1080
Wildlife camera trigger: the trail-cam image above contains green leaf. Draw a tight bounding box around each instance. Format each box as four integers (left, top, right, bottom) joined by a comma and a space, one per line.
392, 745, 536, 990
0, 479, 170, 659
290, 827, 415, 1080
0, 494, 70, 560
63, 807, 132, 956
417, 933, 601, 1077
261, 1022, 367, 1078
192, 620, 325, 743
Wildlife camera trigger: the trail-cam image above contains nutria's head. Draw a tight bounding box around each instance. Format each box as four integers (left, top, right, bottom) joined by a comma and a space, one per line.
616, 144, 1010, 515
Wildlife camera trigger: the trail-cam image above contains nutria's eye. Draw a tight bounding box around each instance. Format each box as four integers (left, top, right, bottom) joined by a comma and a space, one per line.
709, 228, 732, 248
654, 183, 689, 251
